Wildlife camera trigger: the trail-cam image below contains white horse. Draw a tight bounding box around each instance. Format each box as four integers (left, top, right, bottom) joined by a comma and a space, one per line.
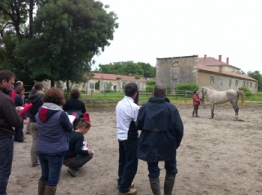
201, 86, 245, 120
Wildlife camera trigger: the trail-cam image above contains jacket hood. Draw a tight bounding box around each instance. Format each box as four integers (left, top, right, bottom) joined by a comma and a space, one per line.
30, 93, 43, 104
38, 103, 63, 122
148, 97, 169, 103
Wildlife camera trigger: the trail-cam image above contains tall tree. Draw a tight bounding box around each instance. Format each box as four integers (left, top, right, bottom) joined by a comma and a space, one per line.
247, 70, 262, 92
98, 61, 156, 78
14, 0, 118, 88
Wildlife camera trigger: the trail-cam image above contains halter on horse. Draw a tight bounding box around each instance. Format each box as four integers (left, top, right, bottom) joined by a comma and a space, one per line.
201, 86, 245, 120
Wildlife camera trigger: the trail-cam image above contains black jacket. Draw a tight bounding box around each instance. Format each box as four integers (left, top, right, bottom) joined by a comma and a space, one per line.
0, 89, 22, 138
136, 97, 184, 162
29, 93, 43, 122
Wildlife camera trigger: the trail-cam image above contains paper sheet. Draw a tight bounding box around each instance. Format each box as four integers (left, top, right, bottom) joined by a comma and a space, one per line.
68, 115, 76, 123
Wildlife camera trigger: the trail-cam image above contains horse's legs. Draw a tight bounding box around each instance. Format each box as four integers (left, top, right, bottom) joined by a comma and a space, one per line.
210, 103, 215, 118
231, 102, 239, 120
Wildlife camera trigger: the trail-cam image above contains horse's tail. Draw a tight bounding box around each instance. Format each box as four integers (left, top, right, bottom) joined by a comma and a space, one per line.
237, 90, 245, 108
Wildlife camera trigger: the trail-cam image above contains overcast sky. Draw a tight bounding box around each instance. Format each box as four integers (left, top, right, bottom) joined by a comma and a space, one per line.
93, 0, 261, 73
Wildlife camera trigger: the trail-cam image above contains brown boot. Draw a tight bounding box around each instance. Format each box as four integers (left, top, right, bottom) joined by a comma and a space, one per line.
44, 185, 57, 195
119, 188, 137, 195
38, 180, 47, 195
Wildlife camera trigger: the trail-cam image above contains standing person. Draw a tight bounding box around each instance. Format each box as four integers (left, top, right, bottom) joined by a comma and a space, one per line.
136, 83, 184, 195
192, 90, 201, 117
63, 89, 86, 129
14, 86, 26, 142
36, 88, 73, 195
116, 83, 140, 195
63, 116, 93, 177
0, 70, 22, 195
28, 82, 45, 167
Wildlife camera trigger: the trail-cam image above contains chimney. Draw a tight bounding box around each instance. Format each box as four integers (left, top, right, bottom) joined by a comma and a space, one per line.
204, 54, 206, 60
226, 57, 229, 64
218, 55, 222, 61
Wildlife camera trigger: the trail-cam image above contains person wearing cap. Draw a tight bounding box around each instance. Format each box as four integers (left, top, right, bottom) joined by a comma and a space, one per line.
63, 114, 93, 177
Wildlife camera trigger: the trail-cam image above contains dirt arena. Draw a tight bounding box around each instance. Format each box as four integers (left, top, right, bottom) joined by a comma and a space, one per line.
7, 103, 262, 195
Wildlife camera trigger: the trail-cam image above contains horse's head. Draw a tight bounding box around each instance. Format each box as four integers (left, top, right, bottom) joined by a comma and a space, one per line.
201, 86, 206, 99
201, 86, 207, 109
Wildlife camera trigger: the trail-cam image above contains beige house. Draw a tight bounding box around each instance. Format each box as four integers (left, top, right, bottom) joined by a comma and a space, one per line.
156, 55, 258, 92
84, 73, 147, 93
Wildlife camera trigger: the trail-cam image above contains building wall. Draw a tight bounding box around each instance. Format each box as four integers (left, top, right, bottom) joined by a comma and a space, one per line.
156, 55, 198, 91
198, 71, 258, 92
156, 55, 258, 93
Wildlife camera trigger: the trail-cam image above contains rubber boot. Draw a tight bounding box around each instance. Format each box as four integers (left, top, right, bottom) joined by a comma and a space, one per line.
196, 110, 199, 117
192, 110, 195, 117
44, 186, 57, 195
164, 174, 176, 195
38, 180, 47, 195
149, 177, 161, 195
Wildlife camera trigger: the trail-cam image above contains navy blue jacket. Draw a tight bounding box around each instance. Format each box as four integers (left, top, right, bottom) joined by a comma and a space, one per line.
136, 97, 184, 162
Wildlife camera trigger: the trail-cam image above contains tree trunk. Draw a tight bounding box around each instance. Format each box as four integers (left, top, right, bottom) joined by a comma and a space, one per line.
29, 0, 34, 38
51, 80, 55, 87
66, 80, 70, 93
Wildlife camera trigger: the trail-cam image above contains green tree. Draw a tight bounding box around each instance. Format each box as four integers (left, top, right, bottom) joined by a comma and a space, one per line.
137, 62, 156, 78
98, 61, 155, 78
247, 70, 262, 92
14, 0, 118, 89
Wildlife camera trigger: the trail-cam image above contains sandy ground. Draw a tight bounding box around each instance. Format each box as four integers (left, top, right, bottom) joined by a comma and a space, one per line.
7, 103, 262, 195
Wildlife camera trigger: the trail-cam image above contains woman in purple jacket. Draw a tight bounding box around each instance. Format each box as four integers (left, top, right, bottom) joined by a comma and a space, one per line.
35, 88, 73, 195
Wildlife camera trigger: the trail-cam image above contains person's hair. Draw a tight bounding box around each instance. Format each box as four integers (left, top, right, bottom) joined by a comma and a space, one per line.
42, 87, 66, 105
0, 70, 15, 83
70, 89, 80, 98
29, 82, 45, 100
16, 81, 23, 86
153, 83, 166, 97
15, 86, 25, 95
125, 83, 138, 97
193, 90, 197, 94
76, 118, 91, 129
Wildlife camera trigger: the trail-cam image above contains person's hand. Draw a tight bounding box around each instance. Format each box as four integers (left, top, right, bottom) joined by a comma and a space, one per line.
87, 149, 93, 154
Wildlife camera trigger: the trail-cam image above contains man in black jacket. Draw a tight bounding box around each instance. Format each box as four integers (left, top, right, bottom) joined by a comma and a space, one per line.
136, 83, 184, 195
0, 70, 22, 195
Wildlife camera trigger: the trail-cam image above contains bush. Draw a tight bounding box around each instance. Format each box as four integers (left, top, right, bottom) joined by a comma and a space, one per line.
238, 86, 252, 97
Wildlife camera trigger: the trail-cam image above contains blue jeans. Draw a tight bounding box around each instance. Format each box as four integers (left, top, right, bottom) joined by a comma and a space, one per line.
118, 138, 138, 193
14, 122, 24, 142
63, 153, 93, 170
38, 152, 66, 186
147, 159, 177, 178
0, 137, 14, 195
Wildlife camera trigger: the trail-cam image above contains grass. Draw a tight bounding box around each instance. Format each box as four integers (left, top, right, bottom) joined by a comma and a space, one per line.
78, 91, 262, 107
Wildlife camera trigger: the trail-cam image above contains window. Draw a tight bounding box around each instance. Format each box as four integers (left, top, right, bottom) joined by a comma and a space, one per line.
220, 77, 223, 86
247, 82, 249, 87
235, 80, 238, 86
250, 82, 252, 87
210, 75, 214, 84
243, 81, 246, 86
229, 79, 232, 87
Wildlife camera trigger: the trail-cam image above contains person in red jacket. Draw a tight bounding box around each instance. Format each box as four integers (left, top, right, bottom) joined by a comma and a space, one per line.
192, 90, 201, 117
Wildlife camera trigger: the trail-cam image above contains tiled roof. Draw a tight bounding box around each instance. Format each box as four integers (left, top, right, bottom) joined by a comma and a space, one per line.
198, 57, 239, 69
92, 73, 146, 81
198, 64, 257, 81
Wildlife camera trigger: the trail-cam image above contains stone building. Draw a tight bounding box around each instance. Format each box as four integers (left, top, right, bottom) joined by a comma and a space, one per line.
156, 55, 258, 92
85, 73, 147, 93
